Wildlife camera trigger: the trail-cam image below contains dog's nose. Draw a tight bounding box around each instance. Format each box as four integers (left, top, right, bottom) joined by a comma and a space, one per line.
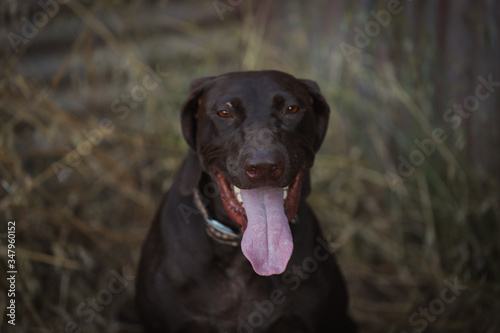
244, 150, 285, 184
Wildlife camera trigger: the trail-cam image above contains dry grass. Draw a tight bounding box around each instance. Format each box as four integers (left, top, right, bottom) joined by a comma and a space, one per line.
1, 1, 499, 332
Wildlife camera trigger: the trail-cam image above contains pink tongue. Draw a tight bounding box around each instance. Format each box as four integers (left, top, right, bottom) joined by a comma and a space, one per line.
240, 187, 293, 276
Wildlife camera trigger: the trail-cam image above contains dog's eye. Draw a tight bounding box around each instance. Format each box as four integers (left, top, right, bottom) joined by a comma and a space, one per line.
217, 110, 232, 118
286, 105, 299, 114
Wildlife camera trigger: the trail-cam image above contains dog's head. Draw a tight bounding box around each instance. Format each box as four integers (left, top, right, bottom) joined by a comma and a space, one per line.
180, 70, 330, 275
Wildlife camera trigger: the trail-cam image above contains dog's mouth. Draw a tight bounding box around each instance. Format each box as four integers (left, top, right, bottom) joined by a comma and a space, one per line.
213, 169, 304, 276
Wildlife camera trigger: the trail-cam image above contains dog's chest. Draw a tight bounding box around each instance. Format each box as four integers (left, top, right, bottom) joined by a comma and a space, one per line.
178, 251, 289, 329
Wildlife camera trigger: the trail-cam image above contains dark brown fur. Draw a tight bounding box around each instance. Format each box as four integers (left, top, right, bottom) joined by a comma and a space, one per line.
136, 70, 356, 332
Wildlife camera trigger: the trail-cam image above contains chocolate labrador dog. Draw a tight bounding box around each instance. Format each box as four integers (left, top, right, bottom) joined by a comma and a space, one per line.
136, 70, 356, 332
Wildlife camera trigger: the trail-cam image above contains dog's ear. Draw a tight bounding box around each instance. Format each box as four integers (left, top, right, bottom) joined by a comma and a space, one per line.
178, 76, 215, 195
180, 76, 215, 150
300, 79, 330, 152
178, 149, 203, 196
300, 170, 312, 199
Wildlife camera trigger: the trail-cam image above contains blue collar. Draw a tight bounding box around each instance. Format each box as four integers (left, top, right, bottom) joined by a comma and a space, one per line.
193, 189, 241, 247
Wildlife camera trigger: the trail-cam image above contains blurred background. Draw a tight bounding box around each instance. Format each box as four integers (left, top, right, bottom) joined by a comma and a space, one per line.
1, 0, 499, 332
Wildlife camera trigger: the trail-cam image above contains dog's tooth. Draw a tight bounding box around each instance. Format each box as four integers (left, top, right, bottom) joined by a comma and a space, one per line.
233, 185, 241, 195
283, 189, 288, 200
237, 192, 243, 203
